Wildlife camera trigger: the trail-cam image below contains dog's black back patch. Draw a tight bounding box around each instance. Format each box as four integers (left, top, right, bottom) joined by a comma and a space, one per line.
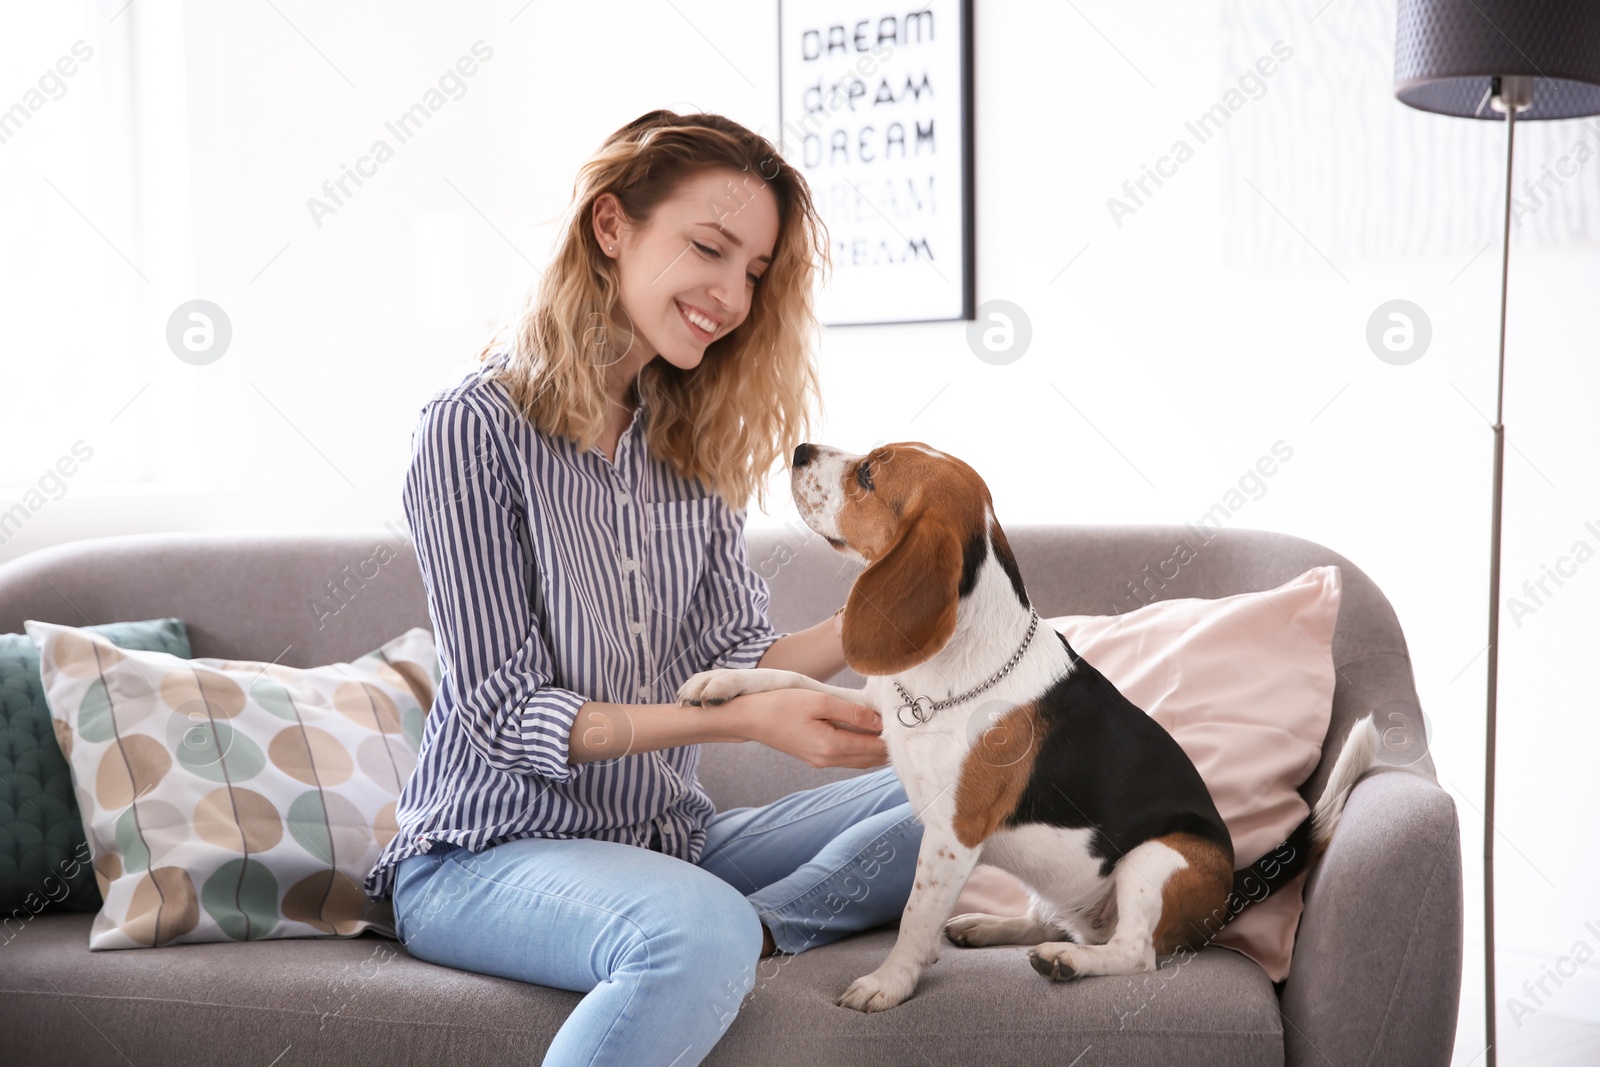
1005, 631, 1233, 877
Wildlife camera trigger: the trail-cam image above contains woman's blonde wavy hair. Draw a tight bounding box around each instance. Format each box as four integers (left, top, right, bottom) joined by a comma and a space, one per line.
474, 110, 829, 514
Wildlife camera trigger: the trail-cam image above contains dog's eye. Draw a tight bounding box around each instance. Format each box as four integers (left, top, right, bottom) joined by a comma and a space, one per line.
856, 460, 874, 492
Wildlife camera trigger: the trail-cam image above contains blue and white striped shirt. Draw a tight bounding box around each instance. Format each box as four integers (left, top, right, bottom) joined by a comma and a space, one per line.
364, 353, 788, 901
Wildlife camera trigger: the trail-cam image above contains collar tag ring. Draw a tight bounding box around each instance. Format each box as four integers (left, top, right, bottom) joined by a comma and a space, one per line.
898, 695, 935, 728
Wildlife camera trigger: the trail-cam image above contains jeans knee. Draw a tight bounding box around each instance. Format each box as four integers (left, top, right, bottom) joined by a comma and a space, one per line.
709, 880, 764, 959
605, 889, 759, 1035
689, 903, 761, 1036
657, 880, 763, 987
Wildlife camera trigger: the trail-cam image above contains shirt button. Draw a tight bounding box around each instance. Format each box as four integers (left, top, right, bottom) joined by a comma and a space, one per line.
616, 492, 630, 506
622, 558, 637, 572
629, 620, 644, 635
637, 683, 650, 697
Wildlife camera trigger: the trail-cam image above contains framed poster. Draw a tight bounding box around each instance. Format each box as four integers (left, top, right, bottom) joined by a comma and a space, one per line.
778, 0, 975, 326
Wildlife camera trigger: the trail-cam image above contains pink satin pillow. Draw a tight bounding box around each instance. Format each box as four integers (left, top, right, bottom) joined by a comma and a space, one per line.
947, 565, 1342, 981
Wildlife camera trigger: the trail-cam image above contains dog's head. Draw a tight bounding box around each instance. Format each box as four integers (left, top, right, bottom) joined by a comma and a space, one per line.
791, 441, 1010, 677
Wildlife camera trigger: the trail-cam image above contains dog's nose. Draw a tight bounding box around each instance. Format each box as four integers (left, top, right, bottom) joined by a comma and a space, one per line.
793, 443, 815, 468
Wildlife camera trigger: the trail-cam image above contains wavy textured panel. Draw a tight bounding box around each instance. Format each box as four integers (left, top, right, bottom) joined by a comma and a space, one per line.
1221, 0, 1600, 268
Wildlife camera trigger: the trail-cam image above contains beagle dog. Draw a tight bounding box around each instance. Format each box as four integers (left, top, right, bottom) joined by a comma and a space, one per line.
676, 441, 1383, 1013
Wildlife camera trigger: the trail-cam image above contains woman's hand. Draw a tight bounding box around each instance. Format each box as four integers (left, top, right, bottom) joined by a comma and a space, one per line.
732, 689, 889, 770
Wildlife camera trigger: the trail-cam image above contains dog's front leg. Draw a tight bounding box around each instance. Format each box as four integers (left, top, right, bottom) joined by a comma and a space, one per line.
675, 667, 864, 707
837, 826, 981, 1013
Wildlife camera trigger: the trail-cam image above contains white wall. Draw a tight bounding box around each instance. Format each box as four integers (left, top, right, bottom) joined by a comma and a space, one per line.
3, 2, 1597, 1059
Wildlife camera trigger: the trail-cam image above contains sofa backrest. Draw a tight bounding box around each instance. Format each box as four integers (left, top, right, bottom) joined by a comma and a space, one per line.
744, 522, 1434, 808
0, 524, 1433, 812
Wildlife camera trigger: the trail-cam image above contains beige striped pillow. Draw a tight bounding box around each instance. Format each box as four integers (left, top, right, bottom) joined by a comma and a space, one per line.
25, 621, 436, 950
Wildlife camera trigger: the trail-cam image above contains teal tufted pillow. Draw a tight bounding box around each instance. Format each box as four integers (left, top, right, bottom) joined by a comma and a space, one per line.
0, 618, 192, 915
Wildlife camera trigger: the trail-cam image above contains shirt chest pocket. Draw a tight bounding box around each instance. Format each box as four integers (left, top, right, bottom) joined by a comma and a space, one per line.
641, 498, 713, 630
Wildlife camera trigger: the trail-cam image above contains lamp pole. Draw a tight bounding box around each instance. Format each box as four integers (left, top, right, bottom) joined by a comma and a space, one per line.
1483, 73, 1530, 1067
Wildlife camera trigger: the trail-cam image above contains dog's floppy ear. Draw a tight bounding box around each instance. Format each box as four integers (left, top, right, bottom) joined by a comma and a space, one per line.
841, 515, 963, 676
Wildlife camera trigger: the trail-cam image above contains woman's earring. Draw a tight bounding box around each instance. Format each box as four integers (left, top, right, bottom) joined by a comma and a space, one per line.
608, 244, 615, 253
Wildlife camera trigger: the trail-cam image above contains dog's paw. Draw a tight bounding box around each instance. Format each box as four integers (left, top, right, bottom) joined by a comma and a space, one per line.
675, 669, 760, 707
1027, 942, 1081, 982
836, 964, 920, 1013
944, 912, 1019, 948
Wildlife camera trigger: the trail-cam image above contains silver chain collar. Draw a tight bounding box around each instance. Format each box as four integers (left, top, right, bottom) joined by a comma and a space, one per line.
892, 607, 1041, 728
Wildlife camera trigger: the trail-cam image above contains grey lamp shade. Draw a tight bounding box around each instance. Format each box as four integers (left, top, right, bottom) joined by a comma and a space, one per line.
1395, 0, 1600, 120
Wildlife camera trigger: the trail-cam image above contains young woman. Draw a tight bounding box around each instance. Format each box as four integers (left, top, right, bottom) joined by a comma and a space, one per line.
363, 111, 924, 1066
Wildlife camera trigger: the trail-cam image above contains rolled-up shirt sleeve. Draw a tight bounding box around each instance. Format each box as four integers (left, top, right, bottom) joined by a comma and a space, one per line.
691, 492, 791, 671
403, 397, 589, 782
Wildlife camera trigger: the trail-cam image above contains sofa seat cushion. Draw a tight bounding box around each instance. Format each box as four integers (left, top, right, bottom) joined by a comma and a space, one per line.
4, 915, 1284, 1066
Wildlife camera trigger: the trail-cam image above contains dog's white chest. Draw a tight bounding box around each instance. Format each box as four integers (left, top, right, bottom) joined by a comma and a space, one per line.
880, 720, 971, 819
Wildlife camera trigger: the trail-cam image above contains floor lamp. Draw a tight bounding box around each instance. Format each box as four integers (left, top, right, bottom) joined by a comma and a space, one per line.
1393, 3, 1600, 1065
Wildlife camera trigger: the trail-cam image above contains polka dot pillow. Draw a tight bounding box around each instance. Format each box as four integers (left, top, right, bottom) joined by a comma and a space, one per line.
24, 620, 436, 950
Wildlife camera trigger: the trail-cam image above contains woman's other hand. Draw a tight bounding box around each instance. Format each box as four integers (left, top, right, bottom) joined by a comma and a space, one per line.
731, 690, 889, 769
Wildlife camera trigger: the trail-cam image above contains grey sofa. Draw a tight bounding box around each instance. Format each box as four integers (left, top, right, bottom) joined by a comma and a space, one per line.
0, 525, 1462, 1066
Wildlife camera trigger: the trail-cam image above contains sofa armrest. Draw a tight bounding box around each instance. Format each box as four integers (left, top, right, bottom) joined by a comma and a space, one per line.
1279, 768, 1464, 1067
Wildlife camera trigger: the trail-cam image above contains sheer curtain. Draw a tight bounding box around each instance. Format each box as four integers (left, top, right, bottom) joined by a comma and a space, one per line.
1, 1, 200, 498
1220, 0, 1600, 268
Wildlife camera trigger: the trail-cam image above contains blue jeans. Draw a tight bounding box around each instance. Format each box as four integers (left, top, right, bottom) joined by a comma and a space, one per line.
391, 766, 922, 1067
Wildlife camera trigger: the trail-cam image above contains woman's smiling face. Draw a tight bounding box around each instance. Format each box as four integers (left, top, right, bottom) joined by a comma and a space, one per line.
593, 166, 779, 382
